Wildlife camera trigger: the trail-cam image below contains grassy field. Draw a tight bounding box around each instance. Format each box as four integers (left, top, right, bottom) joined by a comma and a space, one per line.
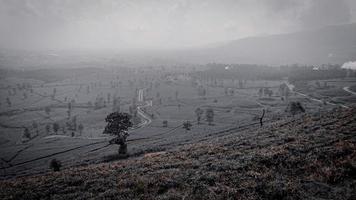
0, 106, 354, 200
0, 69, 354, 178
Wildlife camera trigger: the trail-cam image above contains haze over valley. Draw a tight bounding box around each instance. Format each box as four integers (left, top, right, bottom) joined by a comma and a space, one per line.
0, 1, 356, 199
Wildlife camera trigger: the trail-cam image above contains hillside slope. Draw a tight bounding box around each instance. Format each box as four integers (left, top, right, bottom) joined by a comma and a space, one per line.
0, 108, 355, 200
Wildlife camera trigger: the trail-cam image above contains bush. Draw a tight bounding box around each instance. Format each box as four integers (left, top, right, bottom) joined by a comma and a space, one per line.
162, 120, 168, 127
286, 101, 305, 115
49, 159, 62, 172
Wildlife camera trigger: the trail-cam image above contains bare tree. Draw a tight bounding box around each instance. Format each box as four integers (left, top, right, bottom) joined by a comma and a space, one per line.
78, 123, 84, 135
23, 127, 31, 140
45, 106, 51, 115
206, 108, 214, 125
6, 97, 11, 107
260, 109, 265, 127
162, 120, 168, 127
195, 108, 204, 124
45, 124, 51, 135
53, 123, 59, 134
183, 121, 192, 131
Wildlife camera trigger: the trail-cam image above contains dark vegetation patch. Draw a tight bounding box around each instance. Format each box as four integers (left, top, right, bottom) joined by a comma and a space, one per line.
319, 88, 350, 97
349, 85, 356, 92
1, 68, 102, 83
0, 108, 355, 200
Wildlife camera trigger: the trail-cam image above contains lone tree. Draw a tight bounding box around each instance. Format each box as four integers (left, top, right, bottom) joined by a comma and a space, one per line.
162, 120, 168, 127
53, 123, 59, 134
103, 112, 133, 155
45, 124, 51, 135
206, 108, 214, 125
183, 121, 192, 131
195, 107, 204, 124
259, 109, 265, 127
78, 123, 84, 135
6, 97, 11, 107
45, 106, 51, 115
23, 127, 31, 139
32, 121, 39, 135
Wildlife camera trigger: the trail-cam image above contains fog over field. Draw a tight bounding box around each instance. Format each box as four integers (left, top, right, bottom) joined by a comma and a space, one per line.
0, 1, 356, 200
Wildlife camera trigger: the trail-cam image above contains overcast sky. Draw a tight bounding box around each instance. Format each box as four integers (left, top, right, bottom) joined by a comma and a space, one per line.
1, 0, 355, 50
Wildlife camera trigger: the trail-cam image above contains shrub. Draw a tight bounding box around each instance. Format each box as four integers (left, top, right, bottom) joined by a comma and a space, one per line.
49, 159, 62, 172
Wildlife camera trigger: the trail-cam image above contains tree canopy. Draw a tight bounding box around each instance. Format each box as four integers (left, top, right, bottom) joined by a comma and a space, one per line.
103, 112, 133, 136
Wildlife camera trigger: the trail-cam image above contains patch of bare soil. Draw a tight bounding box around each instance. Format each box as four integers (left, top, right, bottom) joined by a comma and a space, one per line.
1, 108, 355, 200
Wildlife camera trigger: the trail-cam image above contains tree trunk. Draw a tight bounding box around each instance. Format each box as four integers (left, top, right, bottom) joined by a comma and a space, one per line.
119, 143, 127, 155
260, 109, 265, 127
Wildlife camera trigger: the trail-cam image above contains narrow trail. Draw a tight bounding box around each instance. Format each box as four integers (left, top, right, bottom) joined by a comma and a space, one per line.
343, 86, 356, 95
135, 101, 153, 128
285, 82, 350, 109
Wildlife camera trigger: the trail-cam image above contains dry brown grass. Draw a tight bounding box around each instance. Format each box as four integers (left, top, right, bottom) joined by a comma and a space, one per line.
1, 108, 355, 200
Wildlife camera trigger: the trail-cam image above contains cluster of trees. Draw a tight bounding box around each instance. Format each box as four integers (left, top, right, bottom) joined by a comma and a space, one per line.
194, 107, 214, 125
3, 83, 35, 107
286, 65, 355, 81
197, 63, 356, 81
22, 121, 40, 142
110, 80, 122, 88
23, 118, 84, 139
258, 87, 273, 97
315, 81, 329, 89
224, 88, 235, 96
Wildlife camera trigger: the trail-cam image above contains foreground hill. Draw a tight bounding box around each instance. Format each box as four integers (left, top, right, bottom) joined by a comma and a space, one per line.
1, 108, 355, 200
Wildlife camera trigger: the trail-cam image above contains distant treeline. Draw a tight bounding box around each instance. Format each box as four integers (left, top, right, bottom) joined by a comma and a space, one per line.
194, 63, 356, 81
0, 67, 103, 83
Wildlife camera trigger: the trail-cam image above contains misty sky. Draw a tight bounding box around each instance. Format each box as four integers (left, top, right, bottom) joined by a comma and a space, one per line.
1, 0, 356, 50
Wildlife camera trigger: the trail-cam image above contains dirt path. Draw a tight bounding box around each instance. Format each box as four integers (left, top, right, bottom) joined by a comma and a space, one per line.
135, 88, 152, 128
343, 86, 356, 95
286, 82, 350, 109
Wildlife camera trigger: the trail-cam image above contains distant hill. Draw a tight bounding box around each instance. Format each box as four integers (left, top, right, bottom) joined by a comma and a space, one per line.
0, 23, 355, 67
179, 23, 356, 65
1, 107, 355, 199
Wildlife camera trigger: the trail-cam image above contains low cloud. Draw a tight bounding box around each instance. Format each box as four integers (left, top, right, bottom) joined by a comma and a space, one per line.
0, 0, 355, 50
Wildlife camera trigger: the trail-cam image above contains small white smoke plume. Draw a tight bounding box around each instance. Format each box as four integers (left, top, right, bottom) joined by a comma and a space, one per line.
342, 61, 356, 69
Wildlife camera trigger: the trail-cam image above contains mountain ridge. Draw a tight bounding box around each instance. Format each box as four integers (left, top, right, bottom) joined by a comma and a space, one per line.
178, 23, 356, 65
